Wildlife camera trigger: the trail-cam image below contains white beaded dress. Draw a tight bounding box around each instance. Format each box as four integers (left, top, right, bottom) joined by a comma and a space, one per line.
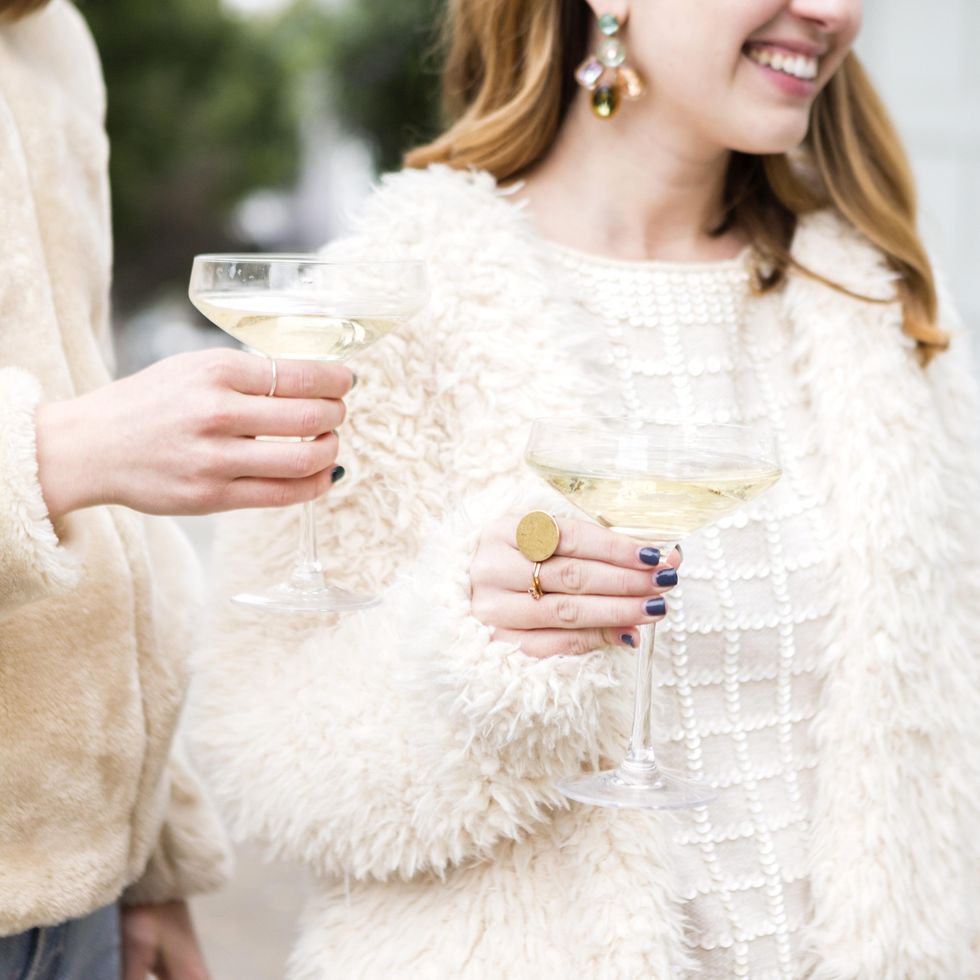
548, 242, 833, 980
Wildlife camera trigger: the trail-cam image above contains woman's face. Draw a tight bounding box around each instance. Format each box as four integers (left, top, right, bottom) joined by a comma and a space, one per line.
619, 0, 863, 154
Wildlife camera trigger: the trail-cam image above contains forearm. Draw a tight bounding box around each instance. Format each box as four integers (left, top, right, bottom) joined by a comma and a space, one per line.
190, 501, 625, 881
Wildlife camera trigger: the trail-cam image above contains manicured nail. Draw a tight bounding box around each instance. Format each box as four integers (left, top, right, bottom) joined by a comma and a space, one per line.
644, 597, 667, 617
349, 372, 358, 390
638, 547, 661, 566
331, 464, 345, 483
621, 633, 635, 648
656, 568, 678, 587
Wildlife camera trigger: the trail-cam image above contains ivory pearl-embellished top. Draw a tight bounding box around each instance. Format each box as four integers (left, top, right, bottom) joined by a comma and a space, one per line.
548, 242, 833, 980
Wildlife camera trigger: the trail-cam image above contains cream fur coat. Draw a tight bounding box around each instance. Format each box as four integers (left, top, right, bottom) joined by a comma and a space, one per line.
191, 165, 980, 979
0, 1, 228, 934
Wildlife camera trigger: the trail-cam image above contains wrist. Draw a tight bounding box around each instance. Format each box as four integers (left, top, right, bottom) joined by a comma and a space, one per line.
35, 398, 102, 520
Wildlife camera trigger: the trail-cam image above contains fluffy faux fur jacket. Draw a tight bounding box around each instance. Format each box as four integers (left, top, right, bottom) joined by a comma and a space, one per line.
0, 1, 229, 934
191, 165, 980, 979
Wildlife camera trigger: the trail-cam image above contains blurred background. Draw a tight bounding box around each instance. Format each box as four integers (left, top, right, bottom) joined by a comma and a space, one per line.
73, 0, 980, 975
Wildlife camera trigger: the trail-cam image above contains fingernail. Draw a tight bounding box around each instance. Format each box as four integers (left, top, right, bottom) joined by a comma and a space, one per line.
656, 568, 678, 587
638, 547, 661, 566
331, 464, 345, 483
350, 372, 358, 390
621, 633, 635, 648
644, 597, 667, 617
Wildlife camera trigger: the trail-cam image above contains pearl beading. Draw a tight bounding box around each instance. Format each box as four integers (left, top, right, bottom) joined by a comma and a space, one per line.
549, 243, 833, 979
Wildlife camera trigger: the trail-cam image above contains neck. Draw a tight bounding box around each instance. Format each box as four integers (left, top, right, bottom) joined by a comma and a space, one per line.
518, 94, 741, 262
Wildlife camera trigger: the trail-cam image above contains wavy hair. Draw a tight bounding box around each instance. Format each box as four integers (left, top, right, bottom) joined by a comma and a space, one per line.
406, 0, 948, 362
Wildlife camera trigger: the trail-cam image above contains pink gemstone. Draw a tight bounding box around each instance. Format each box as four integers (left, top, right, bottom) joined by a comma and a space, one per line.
575, 56, 605, 91
617, 66, 646, 100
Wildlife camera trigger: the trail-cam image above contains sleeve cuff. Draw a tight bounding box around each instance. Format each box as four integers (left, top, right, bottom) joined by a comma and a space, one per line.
0, 367, 80, 610
391, 486, 625, 773
121, 749, 233, 906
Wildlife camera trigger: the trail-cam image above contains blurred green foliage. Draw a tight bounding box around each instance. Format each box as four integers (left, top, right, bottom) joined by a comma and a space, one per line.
78, 0, 445, 312
322, 0, 444, 172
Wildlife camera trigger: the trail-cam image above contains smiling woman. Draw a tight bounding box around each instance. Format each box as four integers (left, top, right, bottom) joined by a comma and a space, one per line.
190, 1, 980, 978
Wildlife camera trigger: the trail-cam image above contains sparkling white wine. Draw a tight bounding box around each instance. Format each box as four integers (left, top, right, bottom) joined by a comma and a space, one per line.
191, 291, 402, 361
527, 452, 781, 542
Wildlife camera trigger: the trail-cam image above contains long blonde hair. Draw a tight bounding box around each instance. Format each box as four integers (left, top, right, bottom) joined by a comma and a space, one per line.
406, 0, 948, 362
0, 0, 49, 21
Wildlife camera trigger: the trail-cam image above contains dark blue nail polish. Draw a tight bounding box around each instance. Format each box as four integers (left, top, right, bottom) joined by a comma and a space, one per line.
639, 547, 661, 566
656, 568, 678, 587
645, 597, 667, 617
331, 464, 345, 483
621, 634, 635, 648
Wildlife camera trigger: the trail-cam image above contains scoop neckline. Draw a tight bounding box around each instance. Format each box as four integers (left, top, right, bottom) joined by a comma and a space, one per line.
541, 236, 753, 272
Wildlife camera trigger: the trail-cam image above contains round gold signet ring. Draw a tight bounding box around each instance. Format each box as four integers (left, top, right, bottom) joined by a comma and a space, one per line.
516, 512, 560, 600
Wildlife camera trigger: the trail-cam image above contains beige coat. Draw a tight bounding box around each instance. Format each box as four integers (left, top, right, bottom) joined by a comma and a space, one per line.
0, 0, 228, 935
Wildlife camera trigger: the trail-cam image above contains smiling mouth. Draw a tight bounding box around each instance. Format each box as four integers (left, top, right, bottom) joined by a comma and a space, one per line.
744, 43, 819, 81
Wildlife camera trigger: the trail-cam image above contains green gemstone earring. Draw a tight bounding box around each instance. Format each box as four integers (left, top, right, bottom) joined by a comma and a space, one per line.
575, 12, 646, 119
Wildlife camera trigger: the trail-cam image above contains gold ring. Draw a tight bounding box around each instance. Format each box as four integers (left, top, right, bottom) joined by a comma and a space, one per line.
516, 511, 560, 601
266, 358, 278, 397
529, 562, 545, 600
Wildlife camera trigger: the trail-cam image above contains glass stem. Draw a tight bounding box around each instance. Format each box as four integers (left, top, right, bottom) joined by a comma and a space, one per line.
622, 620, 661, 779
290, 498, 324, 590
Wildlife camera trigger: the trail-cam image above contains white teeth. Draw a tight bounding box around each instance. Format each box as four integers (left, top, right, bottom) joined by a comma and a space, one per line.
746, 45, 819, 81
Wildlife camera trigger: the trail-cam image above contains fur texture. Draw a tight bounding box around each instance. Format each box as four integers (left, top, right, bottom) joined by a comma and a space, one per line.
0, 1, 229, 934
191, 166, 980, 978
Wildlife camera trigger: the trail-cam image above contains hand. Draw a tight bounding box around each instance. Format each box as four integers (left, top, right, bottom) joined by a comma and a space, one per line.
121, 900, 210, 980
470, 515, 681, 658
35, 349, 353, 520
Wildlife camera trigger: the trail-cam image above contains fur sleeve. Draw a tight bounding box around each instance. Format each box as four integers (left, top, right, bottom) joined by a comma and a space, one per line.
0, 367, 80, 612
189, 169, 630, 878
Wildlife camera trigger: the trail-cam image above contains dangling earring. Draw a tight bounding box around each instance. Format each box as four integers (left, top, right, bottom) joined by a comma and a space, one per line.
575, 12, 646, 119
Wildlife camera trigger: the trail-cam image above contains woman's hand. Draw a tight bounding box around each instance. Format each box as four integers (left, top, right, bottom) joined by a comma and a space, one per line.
121, 900, 210, 980
35, 349, 353, 520
470, 515, 681, 659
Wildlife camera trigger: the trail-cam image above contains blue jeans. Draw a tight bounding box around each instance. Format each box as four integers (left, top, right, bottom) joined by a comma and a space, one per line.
0, 903, 120, 980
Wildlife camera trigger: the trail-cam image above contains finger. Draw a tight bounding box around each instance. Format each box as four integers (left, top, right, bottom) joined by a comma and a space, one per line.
479, 550, 678, 597
232, 431, 339, 480
216, 468, 337, 512
503, 514, 670, 570
122, 937, 154, 980
156, 939, 210, 980
221, 392, 346, 438
492, 627, 639, 659
487, 592, 668, 631
209, 349, 354, 399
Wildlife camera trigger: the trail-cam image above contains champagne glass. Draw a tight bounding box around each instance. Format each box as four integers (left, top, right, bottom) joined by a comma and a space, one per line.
189, 255, 429, 613
525, 417, 780, 810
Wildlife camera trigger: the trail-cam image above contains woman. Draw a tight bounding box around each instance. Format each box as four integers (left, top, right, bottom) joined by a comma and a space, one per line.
0, 1, 351, 977
192, 0, 980, 977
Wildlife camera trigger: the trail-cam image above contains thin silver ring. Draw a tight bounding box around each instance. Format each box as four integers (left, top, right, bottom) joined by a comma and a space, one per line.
266, 358, 278, 397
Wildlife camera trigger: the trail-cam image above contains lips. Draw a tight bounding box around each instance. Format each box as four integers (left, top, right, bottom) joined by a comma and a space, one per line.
744, 42, 820, 81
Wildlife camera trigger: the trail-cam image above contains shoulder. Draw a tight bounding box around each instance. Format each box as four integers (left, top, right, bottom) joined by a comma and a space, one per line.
790, 208, 896, 301
341, 165, 530, 259
3, 1, 106, 121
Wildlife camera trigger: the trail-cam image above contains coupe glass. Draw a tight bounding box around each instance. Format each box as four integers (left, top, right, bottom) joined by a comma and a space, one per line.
525, 417, 780, 810
189, 255, 429, 613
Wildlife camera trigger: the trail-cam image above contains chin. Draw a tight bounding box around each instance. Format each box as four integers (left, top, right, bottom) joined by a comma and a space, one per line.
728, 117, 811, 156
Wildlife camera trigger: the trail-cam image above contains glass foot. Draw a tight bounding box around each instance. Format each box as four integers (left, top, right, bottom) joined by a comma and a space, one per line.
557, 765, 717, 811
230, 581, 381, 613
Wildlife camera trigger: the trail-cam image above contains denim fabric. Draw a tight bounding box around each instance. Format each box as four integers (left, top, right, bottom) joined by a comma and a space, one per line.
0, 903, 120, 980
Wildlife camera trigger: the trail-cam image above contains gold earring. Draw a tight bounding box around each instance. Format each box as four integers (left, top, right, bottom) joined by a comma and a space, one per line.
575, 13, 646, 119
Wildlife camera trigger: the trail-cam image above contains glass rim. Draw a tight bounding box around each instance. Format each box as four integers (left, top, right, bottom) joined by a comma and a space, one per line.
191, 253, 427, 269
